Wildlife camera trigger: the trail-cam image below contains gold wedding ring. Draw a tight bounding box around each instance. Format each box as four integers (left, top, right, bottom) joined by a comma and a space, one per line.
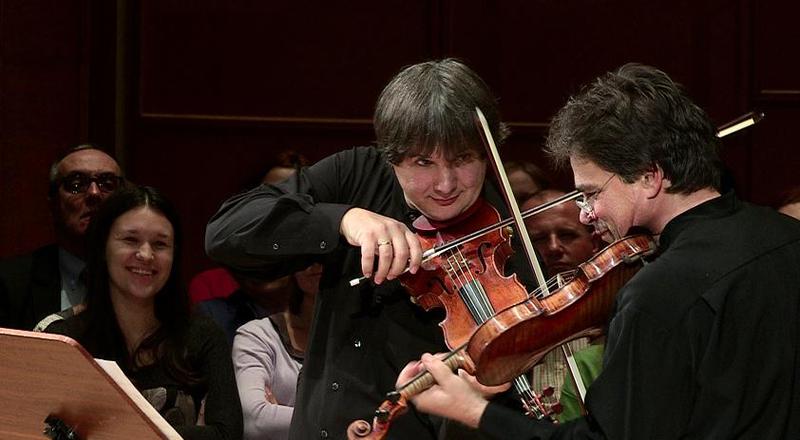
377, 239, 392, 247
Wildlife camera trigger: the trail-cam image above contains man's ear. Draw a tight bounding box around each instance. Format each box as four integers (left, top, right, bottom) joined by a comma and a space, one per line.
640, 165, 665, 199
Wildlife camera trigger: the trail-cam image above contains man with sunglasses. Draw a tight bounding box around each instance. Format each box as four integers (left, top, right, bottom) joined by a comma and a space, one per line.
395, 64, 800, 439
0, 144, 123, 330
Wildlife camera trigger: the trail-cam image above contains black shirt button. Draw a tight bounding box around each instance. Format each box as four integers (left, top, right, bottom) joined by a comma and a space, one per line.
272, 243, 279, 250
320, 240, 327, 249
320, 429, 329, 438
331, 382, 340, 391
353, 339, 362, 348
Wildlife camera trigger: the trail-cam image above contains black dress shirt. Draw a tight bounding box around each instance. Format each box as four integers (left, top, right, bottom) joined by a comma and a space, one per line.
479, 193, 800, 439
206, 146, 535, 439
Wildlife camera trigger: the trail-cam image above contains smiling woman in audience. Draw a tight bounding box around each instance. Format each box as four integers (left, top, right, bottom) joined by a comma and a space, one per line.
45, 185, 242, 440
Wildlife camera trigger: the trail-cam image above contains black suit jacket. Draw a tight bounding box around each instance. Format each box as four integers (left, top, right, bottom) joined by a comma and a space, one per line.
0, 244, 62, 330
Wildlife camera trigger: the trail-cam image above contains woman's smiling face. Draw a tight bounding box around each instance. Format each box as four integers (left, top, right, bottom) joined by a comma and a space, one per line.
106, 206, 174, 305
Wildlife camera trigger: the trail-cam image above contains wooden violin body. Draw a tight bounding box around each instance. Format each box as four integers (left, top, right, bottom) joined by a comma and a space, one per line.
399, 198, 530, 349
468, 234, 656, 385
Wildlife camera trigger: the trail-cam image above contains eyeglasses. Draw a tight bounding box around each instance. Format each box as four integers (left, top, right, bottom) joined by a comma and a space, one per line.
59, 172, 123, 194
575, 173, 616, 217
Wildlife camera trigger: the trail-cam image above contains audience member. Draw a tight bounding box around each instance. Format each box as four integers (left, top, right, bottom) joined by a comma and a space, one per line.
522, 189, 601, 417
505, 160, 551, 202
522, 189, 600, 276
0, 144, 123, 330
196, 271, 291, 344
188, 150, 308, 305
44, 185, 242, 439
232, 263, 321, 440
778, 187, 800, 220
188, 267, 240, 305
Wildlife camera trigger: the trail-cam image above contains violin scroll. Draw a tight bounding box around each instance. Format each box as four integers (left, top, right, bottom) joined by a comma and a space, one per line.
346, 350, 472, 439
346, 393, 408, 440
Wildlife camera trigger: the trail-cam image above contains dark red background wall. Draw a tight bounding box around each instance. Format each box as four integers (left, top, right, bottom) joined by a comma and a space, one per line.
2, 0, 799, 285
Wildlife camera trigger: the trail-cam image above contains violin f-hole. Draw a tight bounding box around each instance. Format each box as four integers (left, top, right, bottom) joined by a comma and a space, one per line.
475, 241, 492, 274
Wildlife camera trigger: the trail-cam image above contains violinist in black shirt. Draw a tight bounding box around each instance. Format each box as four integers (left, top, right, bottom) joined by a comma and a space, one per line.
205, 58, 535, 439
397, 63, 800, 439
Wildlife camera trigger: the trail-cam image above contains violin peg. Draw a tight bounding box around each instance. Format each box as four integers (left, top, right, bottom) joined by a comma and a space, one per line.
375, 408, 390, 422
540, 386, 555, 397
386, 390, 401, 403
549, 402, 564, 415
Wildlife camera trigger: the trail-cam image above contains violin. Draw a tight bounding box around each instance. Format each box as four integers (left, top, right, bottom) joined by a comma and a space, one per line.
399, 197, 530, 349
346, 107, 763, 439
398, 196, 561, 421
346, 234, 655, 440
347, 111, 640, 439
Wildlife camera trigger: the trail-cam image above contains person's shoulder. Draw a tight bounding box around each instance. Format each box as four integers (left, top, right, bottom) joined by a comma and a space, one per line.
236, 316, 278, 339
321, 146, 387, 169
41, 311, 87, 339
0, 244, 58, 274
612, 254, 705, 329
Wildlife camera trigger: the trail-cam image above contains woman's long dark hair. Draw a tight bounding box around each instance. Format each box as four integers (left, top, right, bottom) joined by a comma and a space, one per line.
80, 185, 200, 385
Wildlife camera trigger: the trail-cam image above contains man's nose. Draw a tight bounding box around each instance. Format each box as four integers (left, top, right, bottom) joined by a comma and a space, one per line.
579, 209, 594, 225
85, 182, 102, 197
434, 166, 457, 193
546, 235, 562, 251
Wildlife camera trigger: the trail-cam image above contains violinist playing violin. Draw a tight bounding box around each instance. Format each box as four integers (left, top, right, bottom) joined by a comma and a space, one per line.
397, 63, 800, 439
206, 58, 536, 439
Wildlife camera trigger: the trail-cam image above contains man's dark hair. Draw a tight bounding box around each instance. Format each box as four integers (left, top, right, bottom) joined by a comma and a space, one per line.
545, 63, 721, 194
374, 58, 508, 164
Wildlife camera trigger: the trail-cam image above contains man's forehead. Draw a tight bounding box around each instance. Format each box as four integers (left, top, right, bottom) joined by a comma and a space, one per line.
58, 149, 120, 175
569, 156, 607, 190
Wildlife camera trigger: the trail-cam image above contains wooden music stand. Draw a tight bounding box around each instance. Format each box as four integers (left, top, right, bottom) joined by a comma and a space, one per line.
0, 328, 182, 440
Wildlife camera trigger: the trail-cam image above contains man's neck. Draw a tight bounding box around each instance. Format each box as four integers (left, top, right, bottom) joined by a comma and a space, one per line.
57, 234, 85, 260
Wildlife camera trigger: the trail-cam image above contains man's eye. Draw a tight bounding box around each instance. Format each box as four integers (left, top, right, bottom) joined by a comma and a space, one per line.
456, 154, 474, 164
65, 179, 83, 190
559, 232, 579, 242
415, 158, 433, 167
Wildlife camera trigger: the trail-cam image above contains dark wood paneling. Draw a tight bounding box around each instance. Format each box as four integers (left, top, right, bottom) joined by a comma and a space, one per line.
139, 0, 436, 121
0, 0, 89, 257
3, 0, 799, 283
753, 0, 800, 98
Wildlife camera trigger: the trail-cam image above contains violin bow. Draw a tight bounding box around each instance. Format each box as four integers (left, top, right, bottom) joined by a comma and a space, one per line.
475, 107, 550, 299
348, 190, 580, 287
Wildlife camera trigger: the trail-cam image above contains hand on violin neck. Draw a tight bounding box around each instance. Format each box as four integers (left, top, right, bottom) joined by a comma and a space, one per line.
340, 207, 422, 284
402, 353, 489, 429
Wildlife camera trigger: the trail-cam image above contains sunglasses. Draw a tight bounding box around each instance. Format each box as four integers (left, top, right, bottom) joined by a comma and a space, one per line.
58, 172, 123, 194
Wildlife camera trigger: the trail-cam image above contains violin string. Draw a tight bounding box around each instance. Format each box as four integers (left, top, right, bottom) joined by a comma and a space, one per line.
444, 249, 484, 324
441, 246, 553, 418
454, 246, 495, 323
530, 271, 578, 300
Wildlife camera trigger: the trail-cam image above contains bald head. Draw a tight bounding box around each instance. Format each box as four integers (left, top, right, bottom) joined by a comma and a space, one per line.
522, 189, 598, 275
49, 147, 122, 257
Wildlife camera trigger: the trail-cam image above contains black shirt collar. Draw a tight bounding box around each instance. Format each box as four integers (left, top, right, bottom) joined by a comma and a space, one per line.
658, 191, 739, 251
